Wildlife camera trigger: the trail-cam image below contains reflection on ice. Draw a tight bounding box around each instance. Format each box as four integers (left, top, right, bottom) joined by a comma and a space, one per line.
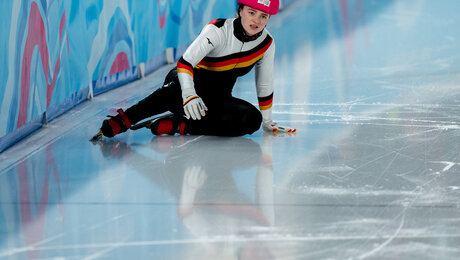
96, 135, 277, 259
1, 0, 460, 259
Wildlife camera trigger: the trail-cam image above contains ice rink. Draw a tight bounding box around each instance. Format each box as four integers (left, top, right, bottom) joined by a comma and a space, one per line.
1, 0, 460, 259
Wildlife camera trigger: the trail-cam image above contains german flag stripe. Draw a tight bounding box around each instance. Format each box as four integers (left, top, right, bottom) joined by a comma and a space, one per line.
259, 103, 273, 110
197, 42, 270, 70
197, 58, 240, 70
197, 38, 272, 72
236, 52, 266, 67
196, 53, 266, 72
258, 93, 273, 111
183, 95, 199, 106
198, 35, 272, 64
208, 18, 226, 28
177, 58, 194, 77
208, 19, 218, 25
177, 67, 193, 77
238, 41, 272, 63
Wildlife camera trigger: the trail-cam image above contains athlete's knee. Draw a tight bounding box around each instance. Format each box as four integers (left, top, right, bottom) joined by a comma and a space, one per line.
244, 108, 262, 134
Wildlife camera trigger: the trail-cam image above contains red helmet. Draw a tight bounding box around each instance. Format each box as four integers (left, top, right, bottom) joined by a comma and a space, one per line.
237, 0, 279, 15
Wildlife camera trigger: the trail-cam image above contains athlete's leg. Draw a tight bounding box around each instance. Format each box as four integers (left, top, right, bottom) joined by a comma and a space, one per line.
186, 97, 263, 136
100, 69, 184, 137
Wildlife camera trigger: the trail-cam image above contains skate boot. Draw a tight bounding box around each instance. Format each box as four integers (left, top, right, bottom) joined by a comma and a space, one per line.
100, 109, 132, 137
150, 114, 187, 135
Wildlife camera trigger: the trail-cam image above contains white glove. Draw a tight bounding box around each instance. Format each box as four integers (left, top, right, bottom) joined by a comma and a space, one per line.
182, 89, 208, 120
178, 166, 207, 216
263, 120, 296, 133
184, 165, 207, 190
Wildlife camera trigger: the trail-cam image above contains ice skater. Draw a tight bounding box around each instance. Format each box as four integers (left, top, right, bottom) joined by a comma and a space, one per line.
92, 0, 295, 141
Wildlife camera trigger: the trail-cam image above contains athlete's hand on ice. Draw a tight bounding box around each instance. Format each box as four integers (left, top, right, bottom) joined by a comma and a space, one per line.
182, 89, 208, 120
184, 165, 207, 190
263, 120, 296, 133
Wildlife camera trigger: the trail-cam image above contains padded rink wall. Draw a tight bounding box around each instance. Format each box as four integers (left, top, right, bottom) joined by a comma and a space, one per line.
0, 0, 296, 152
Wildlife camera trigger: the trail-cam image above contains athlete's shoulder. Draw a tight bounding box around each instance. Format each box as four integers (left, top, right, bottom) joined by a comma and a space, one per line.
261, 29, 275, 48
207, 18, 227, 28
263, 28, 274, 40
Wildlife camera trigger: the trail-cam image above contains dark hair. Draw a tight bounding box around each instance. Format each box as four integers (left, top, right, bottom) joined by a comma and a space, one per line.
235, 4, 272, 18
236, 4, 244, 18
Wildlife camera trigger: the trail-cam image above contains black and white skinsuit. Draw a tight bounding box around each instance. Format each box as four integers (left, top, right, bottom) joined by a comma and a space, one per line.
124, 17, 275, 136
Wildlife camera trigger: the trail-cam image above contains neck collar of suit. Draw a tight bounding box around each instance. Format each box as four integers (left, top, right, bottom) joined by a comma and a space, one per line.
234, 17, 263, 42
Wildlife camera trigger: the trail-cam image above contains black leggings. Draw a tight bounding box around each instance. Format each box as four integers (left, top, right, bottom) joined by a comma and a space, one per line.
125, 69, 262, 136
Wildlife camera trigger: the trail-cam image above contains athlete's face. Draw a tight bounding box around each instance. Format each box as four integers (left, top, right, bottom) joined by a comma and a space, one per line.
239, 5, 270, 36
